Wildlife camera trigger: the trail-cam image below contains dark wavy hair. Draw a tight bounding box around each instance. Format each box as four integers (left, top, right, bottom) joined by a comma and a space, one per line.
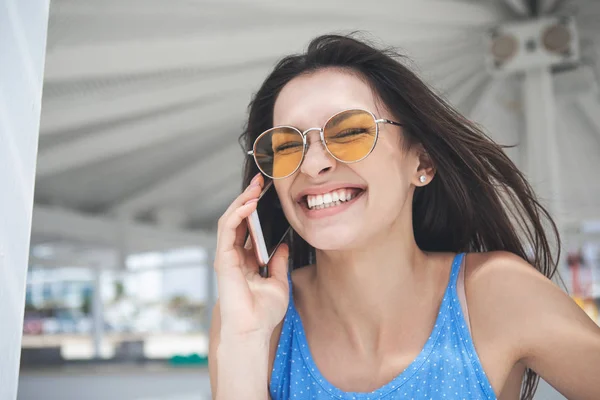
238, 32, 560, 400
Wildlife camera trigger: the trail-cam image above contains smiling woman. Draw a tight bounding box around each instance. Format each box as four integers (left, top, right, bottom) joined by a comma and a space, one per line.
208, 33, 600, 400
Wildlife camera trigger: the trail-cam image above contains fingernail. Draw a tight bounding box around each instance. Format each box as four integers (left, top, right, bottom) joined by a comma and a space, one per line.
251, 173, 261, 185
246, 180, 259, 190
244, 198, 258, 205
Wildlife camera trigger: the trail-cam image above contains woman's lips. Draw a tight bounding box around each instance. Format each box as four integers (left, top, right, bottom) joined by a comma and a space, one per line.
298, 189, 365, 218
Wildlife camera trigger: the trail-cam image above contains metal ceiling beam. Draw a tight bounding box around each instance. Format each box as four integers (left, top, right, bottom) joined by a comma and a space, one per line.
187, 183, 245, 229
448, 72, 491, 117
528, 0, 540, 16
539, 0, 563, 14
32, 205, 217, 253
40, 65, 268, 135
44, 19, 491, 82
468, 79, 501, 122
111, 143, 244, 215
576, 94, 600, 140
43, 26, 314, 81
36, 94, 248, 177
51, 0, 224, 16
502, 0, 530, 16
421, 51, 482, 82
432, 58, 484, 95
214, 0, 500, 26
409, 38, 481, 68
52, 0, 499, 25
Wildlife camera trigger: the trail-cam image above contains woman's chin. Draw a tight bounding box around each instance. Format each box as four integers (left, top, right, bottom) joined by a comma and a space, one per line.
304, 230, 362, 252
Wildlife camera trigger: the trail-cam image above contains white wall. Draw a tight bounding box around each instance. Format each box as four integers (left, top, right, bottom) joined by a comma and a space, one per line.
0, 0, 50, 399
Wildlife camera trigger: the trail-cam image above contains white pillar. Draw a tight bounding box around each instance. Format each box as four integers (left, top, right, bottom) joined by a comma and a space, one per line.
522, 67, 561, 217
204, 248, 217, 331
0, 0, 50, 398
522, 67, 565, 279
92, 267, 105, 359
522, 68, 563, 272
116, 213, 130, 270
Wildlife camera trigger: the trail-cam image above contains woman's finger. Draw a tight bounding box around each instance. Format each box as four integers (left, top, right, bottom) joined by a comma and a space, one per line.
216, 199, 259, 261
234, 218, 249, 249
215, 175, 262, 256
268, 243, 290, 286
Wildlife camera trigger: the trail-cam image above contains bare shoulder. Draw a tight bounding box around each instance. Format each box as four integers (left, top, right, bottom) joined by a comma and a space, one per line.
462, 251, 565, 328
463, 250, 599, 357
462, 251, 600, 399
463, 251, 548, 284
462, 251, 565, 312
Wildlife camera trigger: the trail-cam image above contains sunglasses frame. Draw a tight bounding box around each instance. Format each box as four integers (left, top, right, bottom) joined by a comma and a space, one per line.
247, 108, 403, 179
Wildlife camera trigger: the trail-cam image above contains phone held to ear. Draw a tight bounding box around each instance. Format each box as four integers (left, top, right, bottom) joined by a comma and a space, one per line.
246, 179, 291, 278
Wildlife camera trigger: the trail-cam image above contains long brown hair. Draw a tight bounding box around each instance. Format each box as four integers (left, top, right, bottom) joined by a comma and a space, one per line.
239, 32, 560, 399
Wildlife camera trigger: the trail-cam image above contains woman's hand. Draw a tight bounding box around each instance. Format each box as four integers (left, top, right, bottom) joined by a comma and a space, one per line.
214, 173, 290, 339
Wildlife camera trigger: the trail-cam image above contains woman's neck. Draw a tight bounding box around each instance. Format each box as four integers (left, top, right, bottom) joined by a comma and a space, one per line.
309, 221, 443, 356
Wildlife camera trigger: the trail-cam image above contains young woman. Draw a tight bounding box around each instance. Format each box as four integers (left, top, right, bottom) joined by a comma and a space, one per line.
208, 34, 600, 399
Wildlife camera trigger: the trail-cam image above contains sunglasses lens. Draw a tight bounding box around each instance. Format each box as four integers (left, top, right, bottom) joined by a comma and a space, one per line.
254, 127, 304, 178
324, 110, 377, 162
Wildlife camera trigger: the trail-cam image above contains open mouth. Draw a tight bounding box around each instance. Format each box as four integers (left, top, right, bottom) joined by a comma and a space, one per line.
301, 188, 365, 210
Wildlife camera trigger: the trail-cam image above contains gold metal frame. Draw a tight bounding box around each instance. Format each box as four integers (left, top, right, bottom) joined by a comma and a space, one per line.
247, 108, 402, 179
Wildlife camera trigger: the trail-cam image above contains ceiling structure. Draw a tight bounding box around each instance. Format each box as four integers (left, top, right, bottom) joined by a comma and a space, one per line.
32, 0, 600, 264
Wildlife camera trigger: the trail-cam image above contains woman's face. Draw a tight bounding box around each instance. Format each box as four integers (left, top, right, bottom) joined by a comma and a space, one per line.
272, 68, 427, 251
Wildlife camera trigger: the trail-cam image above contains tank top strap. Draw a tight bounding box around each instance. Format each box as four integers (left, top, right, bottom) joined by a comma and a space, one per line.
449, 252, 466, 289
269, 269, 296, 400
286, 268, 293, 301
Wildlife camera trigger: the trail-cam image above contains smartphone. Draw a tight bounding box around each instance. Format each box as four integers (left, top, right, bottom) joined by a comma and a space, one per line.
246, 180, 291, 277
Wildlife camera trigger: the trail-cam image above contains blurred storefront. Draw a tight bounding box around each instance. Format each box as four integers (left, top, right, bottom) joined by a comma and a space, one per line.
566, 245, 600, 323
21, 246, 215, 367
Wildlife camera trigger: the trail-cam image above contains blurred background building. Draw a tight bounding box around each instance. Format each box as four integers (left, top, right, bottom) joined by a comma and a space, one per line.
12, 0, 600, 399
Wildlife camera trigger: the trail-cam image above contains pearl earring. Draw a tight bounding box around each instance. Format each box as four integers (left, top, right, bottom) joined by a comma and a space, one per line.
419, 175, 427, 183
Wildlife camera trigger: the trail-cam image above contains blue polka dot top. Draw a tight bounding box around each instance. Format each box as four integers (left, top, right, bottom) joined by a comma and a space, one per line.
269, 253, 497, 399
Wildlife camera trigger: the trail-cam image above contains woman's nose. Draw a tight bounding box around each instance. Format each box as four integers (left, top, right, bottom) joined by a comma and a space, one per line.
299, 130, 336, 178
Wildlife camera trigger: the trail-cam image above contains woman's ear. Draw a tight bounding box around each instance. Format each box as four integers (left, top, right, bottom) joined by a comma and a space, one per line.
414, 145, 435, 186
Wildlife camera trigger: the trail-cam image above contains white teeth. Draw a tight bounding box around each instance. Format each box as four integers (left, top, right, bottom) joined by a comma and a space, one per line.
305, 189, 361, 210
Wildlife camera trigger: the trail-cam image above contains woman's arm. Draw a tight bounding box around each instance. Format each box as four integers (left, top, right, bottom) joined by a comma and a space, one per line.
208, 174, 289, 400
468, 252, 600, 400
209, 300, 273, 400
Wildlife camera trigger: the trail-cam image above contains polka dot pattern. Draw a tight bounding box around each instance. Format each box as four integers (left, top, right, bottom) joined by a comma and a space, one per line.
269, 253, 497, 400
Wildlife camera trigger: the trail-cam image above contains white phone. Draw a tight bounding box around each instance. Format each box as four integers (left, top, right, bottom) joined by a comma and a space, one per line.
246, 180, 291, 277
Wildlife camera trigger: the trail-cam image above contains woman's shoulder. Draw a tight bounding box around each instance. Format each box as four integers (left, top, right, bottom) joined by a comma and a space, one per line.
461, 250, 569, 350
462, 250, 552, 290
463, 251, 600, 399
462, 250, 560, 313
